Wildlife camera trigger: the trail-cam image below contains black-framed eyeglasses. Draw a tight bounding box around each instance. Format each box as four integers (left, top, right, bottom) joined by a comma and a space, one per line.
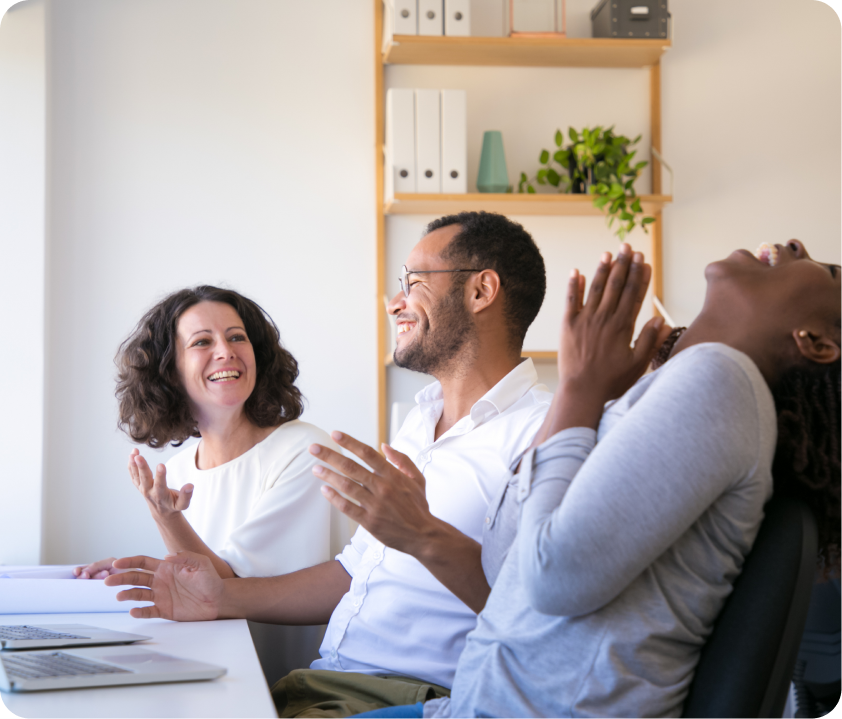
399, 265, 483, 297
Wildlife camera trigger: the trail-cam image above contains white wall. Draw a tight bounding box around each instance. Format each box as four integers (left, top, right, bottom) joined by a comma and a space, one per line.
0, 0, 45, 565
39, 0, 375, 564
661, 0, 841, 325
0, 0, 837, 564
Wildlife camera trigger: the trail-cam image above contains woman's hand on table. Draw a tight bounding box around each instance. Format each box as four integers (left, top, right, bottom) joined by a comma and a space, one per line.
73, 557, 119, 579
105, 552, 224, 621
129, 448, 193, 520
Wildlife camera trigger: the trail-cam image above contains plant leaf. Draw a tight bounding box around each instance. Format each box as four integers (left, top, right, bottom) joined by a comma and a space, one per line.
527, 185, 536, 194
569, 127, 579, 143
555, 129, 563, 147
539, 149, 550, 164
642, 216, 656, 225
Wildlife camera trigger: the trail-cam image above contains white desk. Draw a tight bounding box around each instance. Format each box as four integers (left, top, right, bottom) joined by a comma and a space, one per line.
1, 612, 277, 718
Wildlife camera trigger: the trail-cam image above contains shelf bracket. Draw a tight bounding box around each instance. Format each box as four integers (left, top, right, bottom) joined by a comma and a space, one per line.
651, 146, 674, 197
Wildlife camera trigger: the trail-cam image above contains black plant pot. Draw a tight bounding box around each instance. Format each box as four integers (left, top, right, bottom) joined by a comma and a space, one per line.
568, 164, 594, 194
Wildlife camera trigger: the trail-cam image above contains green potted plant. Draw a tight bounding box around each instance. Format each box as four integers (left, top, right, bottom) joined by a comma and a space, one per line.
518, 126, 655, 240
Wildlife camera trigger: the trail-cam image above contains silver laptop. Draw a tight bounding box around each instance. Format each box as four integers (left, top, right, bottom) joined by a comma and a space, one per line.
0, 624, 150, 650
0, 645, 227, 692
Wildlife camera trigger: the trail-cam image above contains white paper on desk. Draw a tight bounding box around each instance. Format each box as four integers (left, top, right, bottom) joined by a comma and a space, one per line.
0, 565, 77, 579
0, 565, 152, 614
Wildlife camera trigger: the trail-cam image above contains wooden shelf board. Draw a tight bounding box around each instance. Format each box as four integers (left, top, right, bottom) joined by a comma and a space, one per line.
383, 36, 670, 68
385, 193, 672, 217
522, 351, 557, 362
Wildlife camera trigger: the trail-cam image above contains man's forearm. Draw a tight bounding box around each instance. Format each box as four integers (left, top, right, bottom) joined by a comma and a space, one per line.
415, 520, 489, 614
153, 511, 237, 579
217, 559, 352, 625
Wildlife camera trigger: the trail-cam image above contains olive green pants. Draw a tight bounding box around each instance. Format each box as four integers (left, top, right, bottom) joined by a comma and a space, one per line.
272, 669, 450, 718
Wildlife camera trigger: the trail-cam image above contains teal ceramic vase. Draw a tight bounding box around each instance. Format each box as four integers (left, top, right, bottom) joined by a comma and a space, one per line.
477, 131, 509, 193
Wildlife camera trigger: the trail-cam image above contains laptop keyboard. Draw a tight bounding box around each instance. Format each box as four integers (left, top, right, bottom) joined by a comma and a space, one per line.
0, 626, 89, 641
2, 652, 131, 680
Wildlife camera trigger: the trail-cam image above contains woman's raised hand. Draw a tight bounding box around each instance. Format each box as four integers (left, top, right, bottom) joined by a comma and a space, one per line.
560, 244, 671, 407
528, 243, 673, 440
128, 449, 193, 519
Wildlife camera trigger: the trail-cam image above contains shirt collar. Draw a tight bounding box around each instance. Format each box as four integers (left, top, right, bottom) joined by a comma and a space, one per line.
413, 358, 540, 436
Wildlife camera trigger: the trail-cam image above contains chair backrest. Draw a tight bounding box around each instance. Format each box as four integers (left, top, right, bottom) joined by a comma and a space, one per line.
682, 495, 818, 718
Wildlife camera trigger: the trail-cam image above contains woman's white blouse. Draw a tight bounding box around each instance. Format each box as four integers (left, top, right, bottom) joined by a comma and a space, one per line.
169, 420, 338, 578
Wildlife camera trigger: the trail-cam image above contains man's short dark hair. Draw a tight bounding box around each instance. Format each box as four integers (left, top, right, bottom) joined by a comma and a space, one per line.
426, 211, 546, 350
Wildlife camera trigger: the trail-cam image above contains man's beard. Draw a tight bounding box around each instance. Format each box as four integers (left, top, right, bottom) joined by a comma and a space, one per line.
393, 286, 475, 376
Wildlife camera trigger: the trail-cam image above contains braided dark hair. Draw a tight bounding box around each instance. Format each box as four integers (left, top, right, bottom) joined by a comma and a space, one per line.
651, 328, 841, 573
772, 360, 841, 575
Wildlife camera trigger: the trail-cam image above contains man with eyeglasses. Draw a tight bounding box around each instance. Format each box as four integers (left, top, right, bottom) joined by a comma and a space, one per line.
106, 211, 553, 718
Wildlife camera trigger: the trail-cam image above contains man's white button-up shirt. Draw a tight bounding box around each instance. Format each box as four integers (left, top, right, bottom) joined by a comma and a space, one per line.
311, 359, 552, 689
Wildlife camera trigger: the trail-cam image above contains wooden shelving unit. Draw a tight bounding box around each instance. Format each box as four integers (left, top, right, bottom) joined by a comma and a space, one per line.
374, 2, 671, 442
384, 35, 670, 68
386, 193, 672, 217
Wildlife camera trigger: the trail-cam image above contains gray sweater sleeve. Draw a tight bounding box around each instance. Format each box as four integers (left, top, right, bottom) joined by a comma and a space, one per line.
518, 348, 765, 617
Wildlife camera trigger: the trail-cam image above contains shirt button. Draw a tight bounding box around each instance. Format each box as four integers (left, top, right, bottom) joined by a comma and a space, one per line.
353, 599, 362, 607
330, 649, 337, 659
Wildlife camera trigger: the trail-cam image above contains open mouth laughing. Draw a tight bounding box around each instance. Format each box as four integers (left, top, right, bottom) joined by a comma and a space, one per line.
208, 370, 241, 382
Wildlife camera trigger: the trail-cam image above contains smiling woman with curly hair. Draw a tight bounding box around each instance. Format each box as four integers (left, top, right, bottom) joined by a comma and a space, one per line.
75, 285, 338, 581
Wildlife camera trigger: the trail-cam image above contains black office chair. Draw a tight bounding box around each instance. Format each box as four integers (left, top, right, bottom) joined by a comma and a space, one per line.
791, 578, 841, 717
682, 494, 818, 718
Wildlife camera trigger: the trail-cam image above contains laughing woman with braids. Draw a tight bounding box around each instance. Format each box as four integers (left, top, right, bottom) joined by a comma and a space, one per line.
75, 286, 338, 581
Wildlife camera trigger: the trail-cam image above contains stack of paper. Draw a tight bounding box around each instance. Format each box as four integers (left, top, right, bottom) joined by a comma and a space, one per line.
0, 565, 152, 614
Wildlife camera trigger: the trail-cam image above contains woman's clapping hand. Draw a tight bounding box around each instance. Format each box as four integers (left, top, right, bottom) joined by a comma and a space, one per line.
531, 244, 673, 443
559, 244, 672, 407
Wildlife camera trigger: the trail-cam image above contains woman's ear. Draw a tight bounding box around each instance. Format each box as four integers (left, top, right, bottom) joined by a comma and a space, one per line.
467, 269, 501, 314
793, 328, 841, 364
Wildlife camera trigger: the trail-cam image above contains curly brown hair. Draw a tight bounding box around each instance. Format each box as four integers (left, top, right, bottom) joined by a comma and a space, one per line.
115, 286, 303, 448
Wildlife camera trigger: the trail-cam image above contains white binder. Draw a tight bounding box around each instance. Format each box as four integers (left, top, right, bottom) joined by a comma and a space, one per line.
441, 90, 467, 193
386, 88, 416, 195
418, 0, 443, 35
391, 0, 418, 35
444, 0, 470, 36
415, 89, 441, 193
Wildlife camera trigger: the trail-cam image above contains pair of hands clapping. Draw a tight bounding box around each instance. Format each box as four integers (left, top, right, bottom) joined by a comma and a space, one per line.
535, 243, 672, 439
74, 450, 193, 579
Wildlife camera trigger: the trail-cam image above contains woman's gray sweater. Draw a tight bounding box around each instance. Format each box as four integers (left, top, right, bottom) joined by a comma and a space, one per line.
425, 343, 776, 718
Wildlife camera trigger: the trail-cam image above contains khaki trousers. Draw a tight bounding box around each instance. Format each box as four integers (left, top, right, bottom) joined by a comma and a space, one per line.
272, 669, 450, 718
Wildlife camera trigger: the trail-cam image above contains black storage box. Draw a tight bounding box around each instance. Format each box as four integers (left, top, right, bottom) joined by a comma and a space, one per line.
591, 0, 669, 39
